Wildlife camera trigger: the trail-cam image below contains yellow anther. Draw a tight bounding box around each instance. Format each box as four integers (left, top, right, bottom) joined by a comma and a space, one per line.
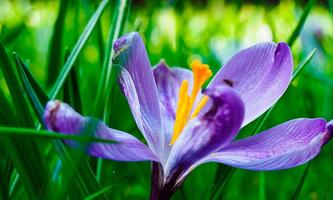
190, 60, 213, 104
175, 80, 189, 117
170, 85, 190, 145
170, 60, 212, 145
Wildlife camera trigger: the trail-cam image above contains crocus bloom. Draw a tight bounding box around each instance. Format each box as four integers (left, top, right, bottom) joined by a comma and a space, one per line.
44, 32, 333, 199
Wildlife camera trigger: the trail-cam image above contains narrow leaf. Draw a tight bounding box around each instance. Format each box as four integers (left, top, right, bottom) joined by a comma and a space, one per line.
291, 49, 316, 82
49, 0, 109, 99
0, 90, 16, 125
0, 43, 34, 127
287, 0, 317, 46
94, 0, 130, 118
63, 49, 82, 112
47, 0, 69, 86
93, 0, 129, 184
210, 167, 236, 200
291, 162, 312, 200
14, 54, 50, 105
0, 43, 51, 199
0, 126, 117, 144
259, 172, 265, 200
84, 184, 116, 200
13, 53, 48, 124
49, 119, 108, 199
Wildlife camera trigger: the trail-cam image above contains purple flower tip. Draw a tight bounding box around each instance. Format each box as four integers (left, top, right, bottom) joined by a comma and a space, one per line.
113, 37, 128, 52
113, 32, 137, 58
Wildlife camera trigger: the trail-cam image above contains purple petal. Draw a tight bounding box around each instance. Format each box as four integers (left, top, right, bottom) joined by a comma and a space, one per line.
44, 101, 159, 162
202, 118, 331, 170
153, 61, 194, 148
153, 61, 193, 121
209, 42, 293, 127
113, 32, 163, 155
165, 86, 244, 177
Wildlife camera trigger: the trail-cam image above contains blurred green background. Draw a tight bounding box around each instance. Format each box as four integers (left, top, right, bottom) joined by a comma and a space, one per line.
0, 0, 333, 199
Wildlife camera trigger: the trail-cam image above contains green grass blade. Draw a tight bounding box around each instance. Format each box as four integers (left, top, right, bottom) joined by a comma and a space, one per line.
63, 49, 82, 112
54, 142, 107, 200
12, 53, 91, 199
13, 53, 49, 124
63, 49, 71, 104
94, 0, 130, 118
46, 0, 69, 86
93, 0, 129, 184
9, 172, 19, 197
51, 119, 108, 199
291, 49, 316, 82
0, 89, 16, 125
0, 153, 11, 199
4, 139, 28, 199
0, 126, 117, 144
287, 0, 317, 46
94, 0, 106, 64
1, 136, 50, 199
14, 54, 49, 105
0, 23, 26, 45
330, 0, 333, 14
0, 43, 34, 127
49, 120, 107, 199
49, 0, 109, 99
250, 105, 275, 136
210, 165, 234, 199
210, 167, 236, 200
84, 184, 115, 200
2, 117, 113, 198
0, 43, 52, 198
0, 122, 112, 199
291, 162, 312, 200
0, 92, 17, 198
259, 172, 265, 200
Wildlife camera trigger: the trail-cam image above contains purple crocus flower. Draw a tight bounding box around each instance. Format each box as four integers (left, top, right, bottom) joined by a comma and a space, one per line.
44, 32, 333, 199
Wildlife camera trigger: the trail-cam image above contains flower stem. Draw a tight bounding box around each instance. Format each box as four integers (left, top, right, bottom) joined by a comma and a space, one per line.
150, 162, 181, 200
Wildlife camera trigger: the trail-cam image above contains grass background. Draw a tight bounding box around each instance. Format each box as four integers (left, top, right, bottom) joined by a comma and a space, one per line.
0, 0, 333, 199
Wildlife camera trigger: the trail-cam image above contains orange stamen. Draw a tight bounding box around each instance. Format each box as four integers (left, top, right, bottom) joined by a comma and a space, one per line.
170, 60, 212, 145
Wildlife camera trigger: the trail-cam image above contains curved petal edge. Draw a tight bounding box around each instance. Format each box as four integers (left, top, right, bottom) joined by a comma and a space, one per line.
209, 42, 293, 127
202, 118, 331, 170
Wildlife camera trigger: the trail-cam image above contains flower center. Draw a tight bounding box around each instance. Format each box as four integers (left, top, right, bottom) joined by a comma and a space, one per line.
170, 60, 212, 145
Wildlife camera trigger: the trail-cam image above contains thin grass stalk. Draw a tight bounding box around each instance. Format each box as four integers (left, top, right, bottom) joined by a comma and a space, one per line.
49, 0, 109, 99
